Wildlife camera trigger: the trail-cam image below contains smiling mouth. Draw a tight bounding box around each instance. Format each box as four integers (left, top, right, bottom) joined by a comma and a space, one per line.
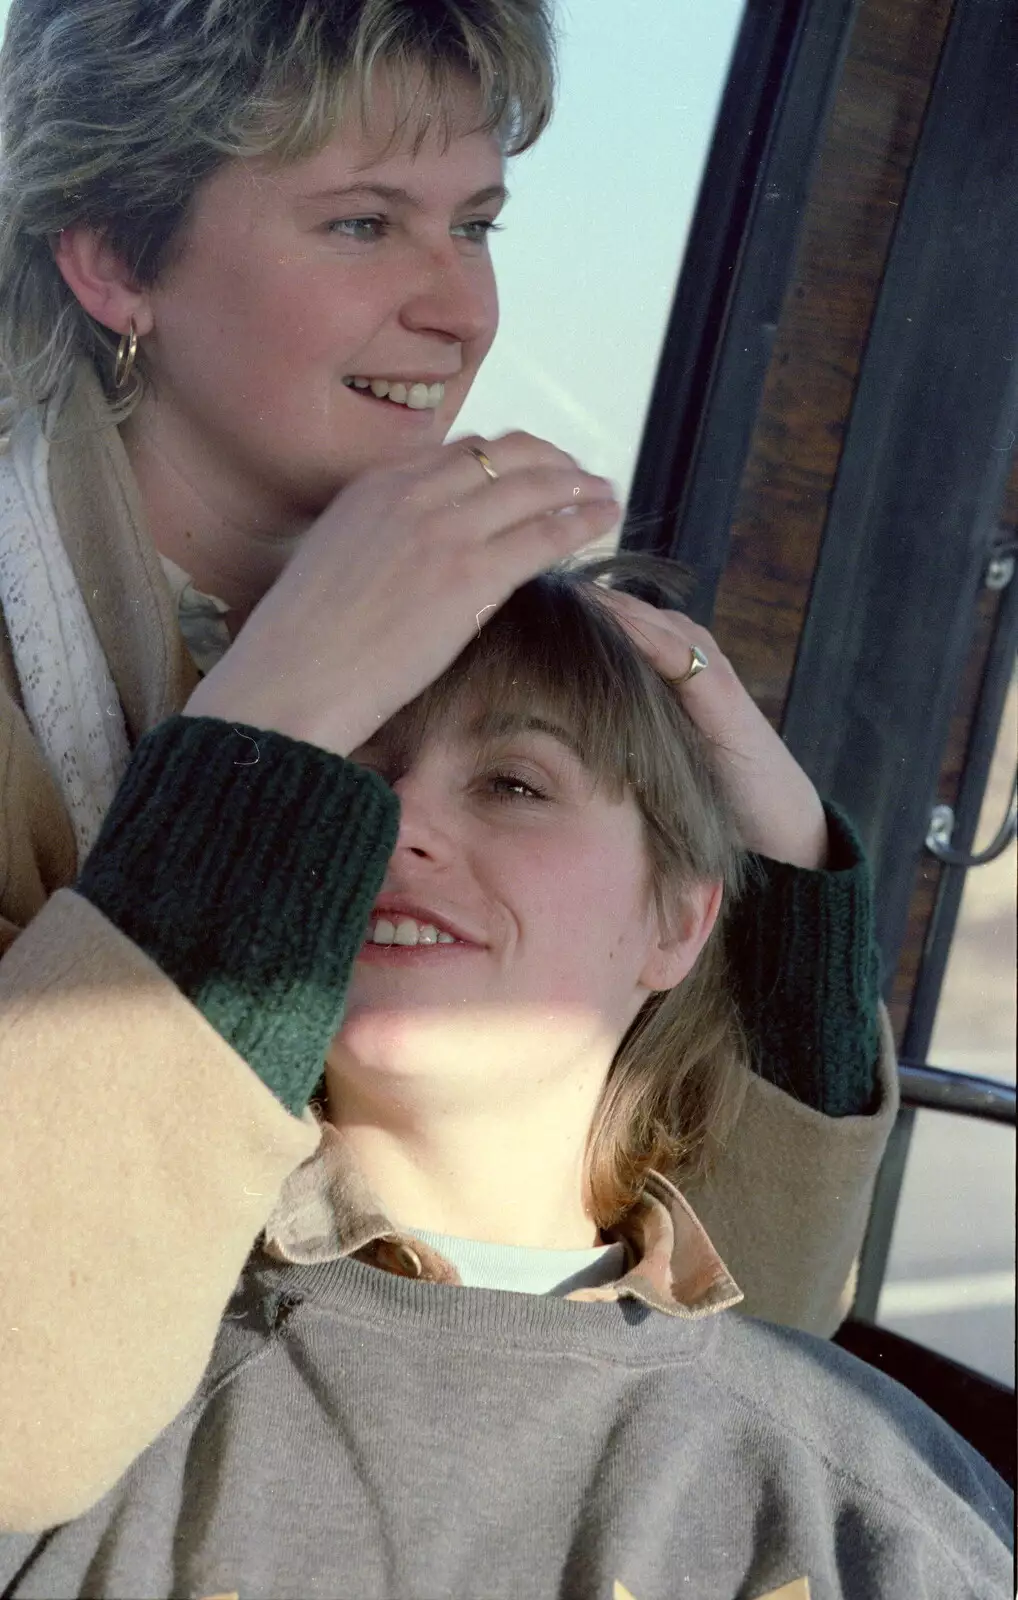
367, 913, 459, 948
342, 377, 445, 411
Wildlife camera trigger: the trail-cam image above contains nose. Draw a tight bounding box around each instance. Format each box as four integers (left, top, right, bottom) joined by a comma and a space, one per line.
399, 240, 496, 349
390, 771, 457, 863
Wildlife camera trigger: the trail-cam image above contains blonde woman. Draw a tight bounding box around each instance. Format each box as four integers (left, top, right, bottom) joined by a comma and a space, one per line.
1, 0, 894, 1492
0, 563, 1010, 1595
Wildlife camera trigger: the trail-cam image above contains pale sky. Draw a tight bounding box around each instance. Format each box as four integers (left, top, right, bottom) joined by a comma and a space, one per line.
458, 0, 744, 496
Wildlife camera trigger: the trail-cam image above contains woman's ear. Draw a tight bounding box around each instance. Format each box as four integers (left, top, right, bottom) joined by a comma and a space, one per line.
639, 879, 723, 993
52, 225, 154, 338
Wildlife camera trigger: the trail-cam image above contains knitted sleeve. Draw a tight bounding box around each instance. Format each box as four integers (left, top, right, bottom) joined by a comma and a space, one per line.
726, 803, 883, 1117
75, 715, 399, 1118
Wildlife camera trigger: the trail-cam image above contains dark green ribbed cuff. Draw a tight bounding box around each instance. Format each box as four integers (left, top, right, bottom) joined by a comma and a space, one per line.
76, 716, 400, 1117
727, 802, 882, 1117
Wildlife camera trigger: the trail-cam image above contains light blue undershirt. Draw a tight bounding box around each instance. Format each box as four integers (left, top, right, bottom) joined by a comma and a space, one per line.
406, 1230, 629, 1296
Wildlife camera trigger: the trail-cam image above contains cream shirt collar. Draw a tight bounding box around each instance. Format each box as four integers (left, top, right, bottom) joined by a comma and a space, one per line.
261, 1115, 743, 1321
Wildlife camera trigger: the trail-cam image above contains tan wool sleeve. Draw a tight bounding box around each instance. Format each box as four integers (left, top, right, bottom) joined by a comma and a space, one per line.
0, 890, 321, 1534
685, 1004, 900, 1337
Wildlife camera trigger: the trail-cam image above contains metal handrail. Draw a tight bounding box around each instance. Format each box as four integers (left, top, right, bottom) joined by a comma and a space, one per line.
925, 764, 1018, 868
898, 1061, 1017, 1125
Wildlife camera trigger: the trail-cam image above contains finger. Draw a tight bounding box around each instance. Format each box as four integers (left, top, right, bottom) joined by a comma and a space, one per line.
432, 432, 606, 505
476, 500, 622, 594
597, 593, 714, 688
597, 588, 687, 649
436, 465, 620, 541
599, 589, 716, 656
452, 429, 584, 475
598, 587, 703, 638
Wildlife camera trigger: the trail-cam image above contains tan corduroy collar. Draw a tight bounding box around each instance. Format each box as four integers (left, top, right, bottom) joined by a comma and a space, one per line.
261, 1117, 743, 1320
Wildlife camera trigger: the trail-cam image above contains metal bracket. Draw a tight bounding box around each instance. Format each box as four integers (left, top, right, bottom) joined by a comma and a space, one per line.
926, 766, 1018, 866
985, 540, 1018, 591
985, 553, 1015, 591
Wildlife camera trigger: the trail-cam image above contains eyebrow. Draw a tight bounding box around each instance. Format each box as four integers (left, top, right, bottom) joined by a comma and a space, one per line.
301, 182, 509, 210
468, 712, 585, 762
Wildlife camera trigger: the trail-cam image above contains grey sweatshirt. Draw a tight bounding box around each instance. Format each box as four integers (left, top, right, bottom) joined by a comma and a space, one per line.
1, 1252, 1011, 1600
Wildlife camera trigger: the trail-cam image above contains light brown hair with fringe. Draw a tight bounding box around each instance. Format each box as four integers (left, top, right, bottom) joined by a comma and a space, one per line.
0, 0, 556, 420
349, 555, 749, 1232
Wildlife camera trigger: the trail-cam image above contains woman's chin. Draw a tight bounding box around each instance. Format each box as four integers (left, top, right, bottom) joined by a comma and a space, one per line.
329, 1003, 615, 1098
328, 1010, 461, 1080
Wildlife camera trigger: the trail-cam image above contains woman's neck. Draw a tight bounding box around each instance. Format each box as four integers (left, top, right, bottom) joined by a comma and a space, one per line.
324, 1056, 604, 1250
120, 399, 311, 625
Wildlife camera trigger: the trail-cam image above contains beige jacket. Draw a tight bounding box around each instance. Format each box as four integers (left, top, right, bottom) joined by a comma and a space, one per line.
0, 369, 899, 1532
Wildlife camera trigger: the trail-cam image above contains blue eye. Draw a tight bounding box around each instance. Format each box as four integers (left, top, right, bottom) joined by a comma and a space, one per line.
326, 217, 388, 240
454, 219, 505, 243
487, 769, 548, 801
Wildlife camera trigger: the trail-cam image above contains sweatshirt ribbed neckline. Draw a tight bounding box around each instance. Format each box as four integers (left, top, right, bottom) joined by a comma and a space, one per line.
250, 1253, 718, 1363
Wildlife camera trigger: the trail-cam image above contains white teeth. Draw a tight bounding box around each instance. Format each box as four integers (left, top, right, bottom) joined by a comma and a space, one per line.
369, 914, 460, 947
344, 377, 445, 410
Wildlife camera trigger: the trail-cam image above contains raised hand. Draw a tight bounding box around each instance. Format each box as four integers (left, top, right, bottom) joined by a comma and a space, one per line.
598, 590, 829, 869
184, 432, 619, 757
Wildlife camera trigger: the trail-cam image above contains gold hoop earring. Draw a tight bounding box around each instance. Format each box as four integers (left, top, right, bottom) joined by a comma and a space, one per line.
114, 320, 138, 391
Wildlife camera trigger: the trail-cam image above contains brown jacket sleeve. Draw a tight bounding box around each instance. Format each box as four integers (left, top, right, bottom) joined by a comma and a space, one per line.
0, 889, 319, 1534
0, 408, 325, 1531
686, 1003, 900, 1336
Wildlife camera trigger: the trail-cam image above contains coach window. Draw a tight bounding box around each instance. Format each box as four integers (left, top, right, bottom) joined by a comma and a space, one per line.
457, 0, 746, 509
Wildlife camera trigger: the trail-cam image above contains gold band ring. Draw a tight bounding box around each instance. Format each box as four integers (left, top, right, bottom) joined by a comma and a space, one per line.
463, 444, 499, 483
675, 644, 709, 685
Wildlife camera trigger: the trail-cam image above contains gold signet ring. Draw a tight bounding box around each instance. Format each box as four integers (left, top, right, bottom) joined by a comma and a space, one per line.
676, 644, 709, 684
463, 444, 499, 483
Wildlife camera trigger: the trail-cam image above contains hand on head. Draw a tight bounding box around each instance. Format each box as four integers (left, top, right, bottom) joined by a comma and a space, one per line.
183, 432, 619, 755
598, 589, 829, 869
